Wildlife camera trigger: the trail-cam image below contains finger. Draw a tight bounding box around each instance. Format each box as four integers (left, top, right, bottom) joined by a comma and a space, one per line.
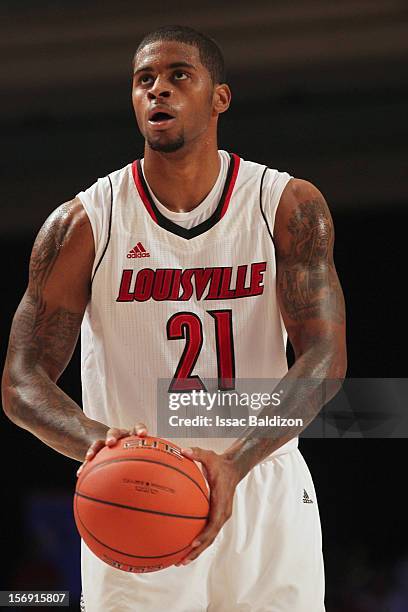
76, 463, 85, 478
174, 539, 201, 565
175, 527, 216, 566
180, 516, 225, 564
132, 422, 148, 437
176, 533, 218, 566
179, 492, 232, 564
105, 427, 130, 446
174, 489, 222, 566
181, 446, 201, 459
174, 543, 196, 567
85, 439, 106, 461
76, 439, 106, 477
181, 446, 210, 463
184, 522, 220, 559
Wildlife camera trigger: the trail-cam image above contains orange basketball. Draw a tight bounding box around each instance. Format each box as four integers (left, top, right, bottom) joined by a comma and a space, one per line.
74, 435, 209, 573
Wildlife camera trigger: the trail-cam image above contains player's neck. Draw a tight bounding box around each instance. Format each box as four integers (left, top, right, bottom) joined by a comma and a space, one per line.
143, 143, 221, 213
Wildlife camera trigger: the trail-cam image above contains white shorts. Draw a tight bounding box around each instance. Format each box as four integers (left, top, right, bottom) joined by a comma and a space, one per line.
81, 443, 325, 612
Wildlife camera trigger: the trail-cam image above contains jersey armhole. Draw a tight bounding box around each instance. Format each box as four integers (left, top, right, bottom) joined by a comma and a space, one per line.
259, 167, 293, 244
91, 175, 113, 285
259, 167, 275, 248
259, 167, 292, 347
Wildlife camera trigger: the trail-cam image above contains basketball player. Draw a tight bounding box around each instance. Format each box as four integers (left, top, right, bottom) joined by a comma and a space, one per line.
2, 25, 346, 611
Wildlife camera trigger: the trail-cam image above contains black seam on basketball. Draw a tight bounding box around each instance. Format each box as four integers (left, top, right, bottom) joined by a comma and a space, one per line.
259, 166, 276, 249
91, 175, 113, 285
76, 503, 199, 559
75, 491, 208, 520
136, 153, 235, 239
80, 457, 209, 502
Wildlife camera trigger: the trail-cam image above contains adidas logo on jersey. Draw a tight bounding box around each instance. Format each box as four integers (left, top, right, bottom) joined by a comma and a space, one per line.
127, 242, 150, 258
303, 489, 314, 504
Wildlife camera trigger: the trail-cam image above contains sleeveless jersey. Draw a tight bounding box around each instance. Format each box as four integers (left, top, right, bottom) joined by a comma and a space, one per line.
77, 150, 298, 456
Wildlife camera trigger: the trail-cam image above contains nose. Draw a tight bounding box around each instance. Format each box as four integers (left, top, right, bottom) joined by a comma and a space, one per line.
147, 76, 171, 100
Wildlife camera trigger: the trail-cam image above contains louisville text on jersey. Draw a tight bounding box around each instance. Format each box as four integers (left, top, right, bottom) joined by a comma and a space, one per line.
116, 262, 267, 302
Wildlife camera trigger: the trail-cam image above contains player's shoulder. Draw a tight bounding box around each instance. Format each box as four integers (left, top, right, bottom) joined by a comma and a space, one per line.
280, 177, 324, 204
44, 197, 90, 235
274, 177, 333, 248
277, 177, 331, 222
32, 197, 93, 268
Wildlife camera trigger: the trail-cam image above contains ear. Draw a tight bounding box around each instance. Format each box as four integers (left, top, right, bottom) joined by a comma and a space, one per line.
212, 83, 231, 116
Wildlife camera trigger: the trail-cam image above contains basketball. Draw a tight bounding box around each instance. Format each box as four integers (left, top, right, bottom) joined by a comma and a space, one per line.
74, 435, 209, 573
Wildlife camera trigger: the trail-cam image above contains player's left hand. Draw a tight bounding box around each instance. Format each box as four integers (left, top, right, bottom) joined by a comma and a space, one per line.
175, 446, 242, 566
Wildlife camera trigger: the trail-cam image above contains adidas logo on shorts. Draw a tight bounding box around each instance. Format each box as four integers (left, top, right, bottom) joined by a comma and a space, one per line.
127, 242, 150, 258
303, 489, 314, 504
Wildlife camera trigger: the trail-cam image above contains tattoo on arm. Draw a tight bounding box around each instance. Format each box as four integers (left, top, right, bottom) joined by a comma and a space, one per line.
224, 193, 347, 478
29, 203, 72, 287
2, 201, 103, 460
9, 296, 83, 377
278, 198, 345, 325
8, 202, 84, 377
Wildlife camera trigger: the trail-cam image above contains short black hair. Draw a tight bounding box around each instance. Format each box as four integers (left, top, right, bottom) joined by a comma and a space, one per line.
134, 25, 226, 85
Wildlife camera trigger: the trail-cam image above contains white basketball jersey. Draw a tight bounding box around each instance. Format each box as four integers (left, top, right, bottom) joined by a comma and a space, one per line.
77, 150, 298, 456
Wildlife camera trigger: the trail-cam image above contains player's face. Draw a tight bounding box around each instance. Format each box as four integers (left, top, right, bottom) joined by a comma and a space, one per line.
132, 41, 217, 153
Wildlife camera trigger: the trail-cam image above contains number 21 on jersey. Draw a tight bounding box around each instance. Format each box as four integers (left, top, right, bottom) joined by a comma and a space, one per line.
167, 309, 235, 392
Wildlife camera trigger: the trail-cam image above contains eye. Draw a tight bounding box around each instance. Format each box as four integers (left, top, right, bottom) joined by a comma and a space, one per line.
139, 74, 153, 85
174, 71, 188, 81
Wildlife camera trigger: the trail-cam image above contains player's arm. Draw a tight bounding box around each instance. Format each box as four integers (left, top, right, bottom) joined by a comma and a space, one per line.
223, 178, 347, 474
1, 198, 111, 462
176, 179, 347, 566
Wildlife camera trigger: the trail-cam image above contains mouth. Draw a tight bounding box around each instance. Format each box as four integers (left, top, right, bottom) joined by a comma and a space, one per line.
148, 110, 176, 130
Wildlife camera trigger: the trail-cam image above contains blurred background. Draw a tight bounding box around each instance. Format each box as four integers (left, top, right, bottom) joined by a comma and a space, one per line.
1, 1, 407, 610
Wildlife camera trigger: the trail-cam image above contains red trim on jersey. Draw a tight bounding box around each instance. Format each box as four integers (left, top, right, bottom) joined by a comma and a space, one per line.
132, 153, 240, 238
220, 153, 240, 219
132, 160, 158, 223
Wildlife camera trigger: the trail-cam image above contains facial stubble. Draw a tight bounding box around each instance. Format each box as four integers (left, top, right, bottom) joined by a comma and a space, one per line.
147, 134, 185, 153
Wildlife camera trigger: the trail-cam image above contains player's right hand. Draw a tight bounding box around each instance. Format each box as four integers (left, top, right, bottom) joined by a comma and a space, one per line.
76, 422, 148, 477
